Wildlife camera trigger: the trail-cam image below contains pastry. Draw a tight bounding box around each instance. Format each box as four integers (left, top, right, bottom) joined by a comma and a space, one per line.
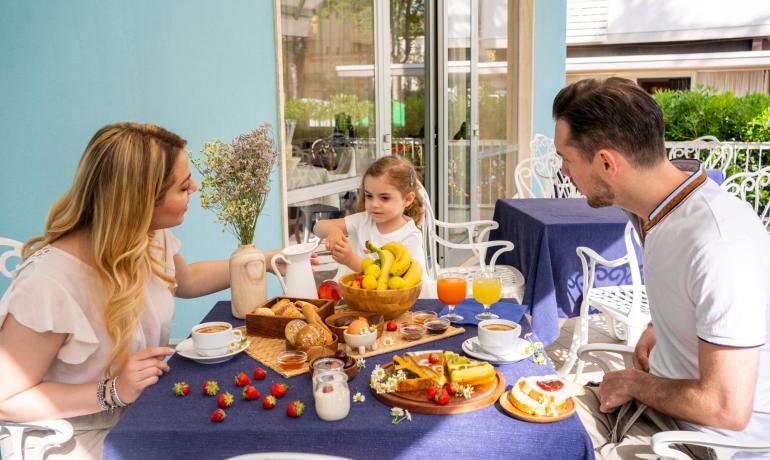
281, 304, 304, 319
508, 375, 584, 417
253, 307, 274, 316
295, 323, 326, 348
444, 351, 496, 386
284, 319, 308, 346
270, 298, 293, 314
393, 350, 447, 387
299, 302, 334, 344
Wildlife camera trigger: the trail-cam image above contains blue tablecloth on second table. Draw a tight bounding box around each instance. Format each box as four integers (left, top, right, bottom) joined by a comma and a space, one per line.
104, 300, 594, 460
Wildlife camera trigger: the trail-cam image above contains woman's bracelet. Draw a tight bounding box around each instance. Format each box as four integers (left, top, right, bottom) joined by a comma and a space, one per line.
97, 379, 114, 412
110, 376, 128, 408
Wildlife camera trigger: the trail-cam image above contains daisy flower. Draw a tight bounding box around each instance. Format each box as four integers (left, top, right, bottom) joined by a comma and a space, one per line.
391, 407, 404, 417
353, 392, 365, 403
356, 358, 366, 369
383, 337, 395, 346
373, 365, 386, 381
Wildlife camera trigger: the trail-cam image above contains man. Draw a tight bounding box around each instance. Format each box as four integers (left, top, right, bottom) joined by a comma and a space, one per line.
552, 77, 770, 459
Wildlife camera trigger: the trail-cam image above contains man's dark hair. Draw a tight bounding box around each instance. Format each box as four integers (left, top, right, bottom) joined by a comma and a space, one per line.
552, 77, 666, 168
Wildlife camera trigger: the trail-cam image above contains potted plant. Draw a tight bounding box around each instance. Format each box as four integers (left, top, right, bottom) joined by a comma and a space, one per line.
194, 124, 279, 318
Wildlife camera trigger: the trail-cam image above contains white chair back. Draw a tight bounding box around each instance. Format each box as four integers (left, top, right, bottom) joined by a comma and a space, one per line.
666, 135, 735, 175
514, 134, 581, 198
720, 166, 770, 230
0, 237, 23, 279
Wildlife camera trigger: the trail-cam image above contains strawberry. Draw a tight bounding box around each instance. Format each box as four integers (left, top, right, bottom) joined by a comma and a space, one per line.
203, 380, 220, 396
426, 385, 442, 401
286, 400, 305, 418
447, 382, 463, 397
262, 395, 277, 410
242, 385, 260, 400
434, 388, 450, 405
172, 381, 190, 397
428, 353, 440, 364
270, 383, 289, 398
386, 321, 398, 332
217, 391, 234, 409
210, 408, 226, 422
253, 367, 267, 381
234, 372, 251, 387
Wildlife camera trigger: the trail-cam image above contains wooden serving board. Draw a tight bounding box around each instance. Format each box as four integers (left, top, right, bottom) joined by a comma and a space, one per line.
372, 363, 506, 415
498, 389, 577, 423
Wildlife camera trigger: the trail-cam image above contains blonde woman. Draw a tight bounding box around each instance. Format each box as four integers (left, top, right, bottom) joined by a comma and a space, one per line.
0, 122, 287, 459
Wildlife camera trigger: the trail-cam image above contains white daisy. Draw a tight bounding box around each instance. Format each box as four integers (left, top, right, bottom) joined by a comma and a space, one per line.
534, 341, 544, 349
373, 365, 386, 380
462, 385, 475, 399
353, 392, 365, 403
383, 337, 395, 346
356, 357, 366, 369
395, 369, 406, 380
391, 407, 404, 417
405, 410, 412, 421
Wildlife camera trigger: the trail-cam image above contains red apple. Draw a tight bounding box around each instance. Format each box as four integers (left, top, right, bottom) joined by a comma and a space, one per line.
318, 279, 341, 301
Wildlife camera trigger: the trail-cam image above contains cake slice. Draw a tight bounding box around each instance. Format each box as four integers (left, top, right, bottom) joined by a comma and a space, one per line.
444, 351, 496, 385
509, 375, 583, 416
393, 350, 447, 388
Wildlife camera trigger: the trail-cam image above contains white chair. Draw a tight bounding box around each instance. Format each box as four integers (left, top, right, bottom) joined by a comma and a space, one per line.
513, 134, 581, 198
577, 344, 770, 460
720, 166, 770, 232
0, 237, 75, 460
418, 186, 526, 302
666, 135, 735, 175
559, 222, 649, 381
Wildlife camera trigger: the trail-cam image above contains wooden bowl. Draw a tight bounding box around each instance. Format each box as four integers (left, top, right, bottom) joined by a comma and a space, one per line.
245, 297, 334, 338
337, 274, 421, 320
325, 311, 384, 343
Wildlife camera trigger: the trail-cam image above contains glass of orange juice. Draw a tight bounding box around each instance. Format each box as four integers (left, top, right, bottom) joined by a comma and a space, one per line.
473, 272, 502, 320
437, 273, 467, 322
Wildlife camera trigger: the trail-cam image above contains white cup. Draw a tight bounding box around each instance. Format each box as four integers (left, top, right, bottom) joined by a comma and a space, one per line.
478, 319, 522, 356
191, 322, 243, 357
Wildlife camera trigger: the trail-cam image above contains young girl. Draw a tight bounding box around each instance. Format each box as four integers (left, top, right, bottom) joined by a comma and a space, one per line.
313, 155, 432, 297
0, 122, 290, 459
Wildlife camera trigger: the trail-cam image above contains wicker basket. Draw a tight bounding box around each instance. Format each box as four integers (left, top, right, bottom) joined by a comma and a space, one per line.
337, 273, 421, 320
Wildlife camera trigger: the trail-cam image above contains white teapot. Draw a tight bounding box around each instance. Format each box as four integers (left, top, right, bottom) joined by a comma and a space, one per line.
270, 240, 319, 299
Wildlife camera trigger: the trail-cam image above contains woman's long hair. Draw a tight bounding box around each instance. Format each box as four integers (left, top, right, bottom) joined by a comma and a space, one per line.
23, 122, 186, 374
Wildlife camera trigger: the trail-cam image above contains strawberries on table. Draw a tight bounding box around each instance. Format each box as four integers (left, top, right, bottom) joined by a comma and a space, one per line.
386, 321, 398, 332
270, 383, 289, 398
242, 385, 260, 400
286, 400, 305, 418
210, 408, 227, 423
172, 382, 190, 397
434, 388, 450, 405
218, 392, 234, 409
262, 395, 277, 410
234, 372, 251, 387
253, 367, 267, 381
203, 380, 220, 396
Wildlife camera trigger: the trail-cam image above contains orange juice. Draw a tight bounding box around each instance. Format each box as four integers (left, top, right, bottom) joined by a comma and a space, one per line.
473, 278, 502, 305
437, 277, 467, 305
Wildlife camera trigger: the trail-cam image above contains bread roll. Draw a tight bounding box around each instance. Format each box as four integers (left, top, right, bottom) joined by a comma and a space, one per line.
295, 323, 326, 347
270, 298, 292, 314
298, 302, 334, 344
281, 304, 304, 319
253, 307, 275, 316
284, 319, 308, 346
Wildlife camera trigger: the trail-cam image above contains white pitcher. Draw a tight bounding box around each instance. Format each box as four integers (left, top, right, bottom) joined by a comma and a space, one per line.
271, 241, 319, 299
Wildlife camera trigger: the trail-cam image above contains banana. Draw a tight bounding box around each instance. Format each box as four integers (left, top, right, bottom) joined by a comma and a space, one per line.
382, 242, 411, 276
365, 241, 394, 290
401, 259, 423, 288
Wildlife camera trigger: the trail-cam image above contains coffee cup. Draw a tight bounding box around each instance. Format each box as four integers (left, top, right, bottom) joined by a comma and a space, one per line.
191, 321, 243, 357
477, 319, 522, 356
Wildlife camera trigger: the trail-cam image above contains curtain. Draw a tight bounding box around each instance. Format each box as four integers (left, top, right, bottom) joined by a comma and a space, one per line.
696, 70, 770, 95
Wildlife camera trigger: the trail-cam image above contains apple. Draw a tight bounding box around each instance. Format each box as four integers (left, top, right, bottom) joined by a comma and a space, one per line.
318, 279, 341, 301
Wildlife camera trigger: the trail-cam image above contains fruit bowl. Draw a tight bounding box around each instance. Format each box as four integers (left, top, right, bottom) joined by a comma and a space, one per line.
337, 273, 422, 320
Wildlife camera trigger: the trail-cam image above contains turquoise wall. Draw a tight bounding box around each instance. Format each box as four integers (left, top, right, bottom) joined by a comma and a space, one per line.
532, 0, 567, 138
0, 0, 284, 340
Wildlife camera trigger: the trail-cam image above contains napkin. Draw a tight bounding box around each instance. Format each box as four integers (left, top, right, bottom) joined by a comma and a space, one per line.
437, 299, 528, 326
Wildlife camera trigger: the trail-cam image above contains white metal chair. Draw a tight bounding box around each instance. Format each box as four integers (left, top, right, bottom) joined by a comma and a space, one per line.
418, 186, 526, 302
666, 135, 736, 176
577, 344, 770, 460
720, 166, 770, 232
513, 134, 582, 198
559, 222, 649, 381
1, 237, 75, 460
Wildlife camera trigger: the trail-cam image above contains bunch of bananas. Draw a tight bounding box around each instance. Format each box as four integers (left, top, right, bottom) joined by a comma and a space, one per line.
344, 241, 422, 290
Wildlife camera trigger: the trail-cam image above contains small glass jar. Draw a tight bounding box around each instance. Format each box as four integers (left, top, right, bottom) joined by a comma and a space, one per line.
313, 371, 350, 421
311, 357, 345, 377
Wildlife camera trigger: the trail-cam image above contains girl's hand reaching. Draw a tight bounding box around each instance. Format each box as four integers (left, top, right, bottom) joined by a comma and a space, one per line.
331, 235, 354, 267
115, 346, 174, 404
325, 227, 346, 252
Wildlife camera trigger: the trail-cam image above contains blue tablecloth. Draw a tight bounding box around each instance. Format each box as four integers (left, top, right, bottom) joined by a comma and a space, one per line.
488, 199, 639, 345
104, 300, 594, 460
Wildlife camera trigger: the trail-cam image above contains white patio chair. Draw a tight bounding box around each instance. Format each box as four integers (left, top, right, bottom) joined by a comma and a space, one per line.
418, 186, 526, 302
577, 344, 770, 460
1, 237, 75, 460
513, 134, 581, 198
666, 135, 735, 175
559, 222, 649, 381
720, 166, 770, 232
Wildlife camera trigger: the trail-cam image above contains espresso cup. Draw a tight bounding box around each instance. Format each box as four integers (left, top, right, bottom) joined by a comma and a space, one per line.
191, 321, 243, 357
477, 319, 522, 356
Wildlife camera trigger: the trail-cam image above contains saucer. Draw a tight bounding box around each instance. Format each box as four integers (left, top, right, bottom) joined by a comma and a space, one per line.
175, 337, 251, 365
462, 336, 533, 364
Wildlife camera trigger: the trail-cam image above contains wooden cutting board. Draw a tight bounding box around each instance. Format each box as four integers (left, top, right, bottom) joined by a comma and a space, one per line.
372, 362, 506, 415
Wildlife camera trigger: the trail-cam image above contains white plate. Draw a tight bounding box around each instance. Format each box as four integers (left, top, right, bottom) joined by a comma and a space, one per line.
462, 336, 534, 364
174, 337, 251, 365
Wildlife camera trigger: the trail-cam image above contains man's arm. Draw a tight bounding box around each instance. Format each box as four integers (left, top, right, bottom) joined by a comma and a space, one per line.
599, 340, 759, 431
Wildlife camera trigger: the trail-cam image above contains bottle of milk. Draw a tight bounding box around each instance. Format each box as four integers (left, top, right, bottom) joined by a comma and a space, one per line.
313, 371, 350, 421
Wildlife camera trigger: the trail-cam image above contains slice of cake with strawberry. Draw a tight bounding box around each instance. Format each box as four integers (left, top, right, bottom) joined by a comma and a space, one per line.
509, 375, 584, 417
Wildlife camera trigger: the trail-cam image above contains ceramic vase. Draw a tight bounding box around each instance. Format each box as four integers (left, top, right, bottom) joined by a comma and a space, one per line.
229, 244, 266, 319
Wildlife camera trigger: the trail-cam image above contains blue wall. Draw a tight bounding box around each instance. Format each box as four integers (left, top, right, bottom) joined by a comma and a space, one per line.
532, 0, 567, 138
0, 1, 284, 340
